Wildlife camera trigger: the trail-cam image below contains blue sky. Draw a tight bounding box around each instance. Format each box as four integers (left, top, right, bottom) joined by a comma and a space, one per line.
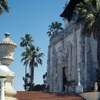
0, 0, 67, 91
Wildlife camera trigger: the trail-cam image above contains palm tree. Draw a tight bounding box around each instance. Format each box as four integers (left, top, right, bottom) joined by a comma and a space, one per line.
74, 0, 100, 68
22, 44, 44, 91
21, 47, 30, 91
47, 21, 64, 36
20, 34, 34, 77
0, 0, 10, 15
20, 34, 34, 48
20, 34, 34, 91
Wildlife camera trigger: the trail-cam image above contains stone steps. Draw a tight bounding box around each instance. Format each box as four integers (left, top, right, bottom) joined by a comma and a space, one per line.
14, 91, 86, 100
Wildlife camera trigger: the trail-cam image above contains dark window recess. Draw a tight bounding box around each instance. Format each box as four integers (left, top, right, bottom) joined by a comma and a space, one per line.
63, 67, 66, 92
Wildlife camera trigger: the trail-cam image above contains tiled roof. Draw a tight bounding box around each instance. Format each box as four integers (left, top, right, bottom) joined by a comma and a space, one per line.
14, 91, 86, 100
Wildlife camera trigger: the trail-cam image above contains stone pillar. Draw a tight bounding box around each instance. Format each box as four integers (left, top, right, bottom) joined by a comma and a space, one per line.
54, 66, 58, 92
89, 34, 97, 82
73, 29, 77, 68
58, 66, 63, 92
47, 60, 50, 86
47, 46, 50, 88
75, 68, 83, 93
84, 37, 88, 88
68, 42, 72, 81
50, 44, 56, 92
49, 62, 53, 93
50, 81, 52, 92
84, 36, 90, 91
0, 78, 6, 100
79, 25, 85, 86
73, 29, 77, 86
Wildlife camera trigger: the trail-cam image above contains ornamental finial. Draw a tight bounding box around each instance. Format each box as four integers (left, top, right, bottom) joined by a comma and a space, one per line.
4, 33, 10, 38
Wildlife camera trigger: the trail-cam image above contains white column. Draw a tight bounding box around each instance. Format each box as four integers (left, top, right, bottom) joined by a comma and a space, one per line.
0, 78, 6, 100
75, 68, 83, 93
77, 69, 81, 86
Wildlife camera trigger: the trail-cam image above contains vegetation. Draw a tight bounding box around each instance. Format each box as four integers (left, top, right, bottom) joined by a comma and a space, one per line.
20, 34, 34, 77
43, 72, 47, 83
34, 84, 46, 91
20, 34, 34, 48
0, 0, 10, 15
42, 72, 50, 92
20, 34, 34, 91
23, 73, 30, 91
74, 0, 100, 68
20, 34, 44, 91
47, 21, 63, 37
30, 71, 48, 91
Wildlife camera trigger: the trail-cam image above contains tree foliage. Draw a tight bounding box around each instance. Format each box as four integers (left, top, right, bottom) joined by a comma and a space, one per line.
47, 21, 63, 37
20, 34, 44, 91
43, 72, 47, 83
20, 34, 34, 47
20, 34, 34, 91
23, 73, 31, 91
21, 44, 44, 91
74, 0, 100, 38
0, 0, 9, 15
34, 84, 46, 91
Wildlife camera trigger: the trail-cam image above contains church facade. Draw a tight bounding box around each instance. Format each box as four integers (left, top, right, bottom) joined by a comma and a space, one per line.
47, 1, 98, 92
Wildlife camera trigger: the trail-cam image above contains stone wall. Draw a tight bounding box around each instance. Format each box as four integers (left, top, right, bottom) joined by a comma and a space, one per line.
47, 21, 97, 92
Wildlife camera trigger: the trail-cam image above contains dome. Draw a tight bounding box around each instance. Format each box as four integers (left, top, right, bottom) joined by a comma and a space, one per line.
0, 65, 10, 76
0, 33, 17, 47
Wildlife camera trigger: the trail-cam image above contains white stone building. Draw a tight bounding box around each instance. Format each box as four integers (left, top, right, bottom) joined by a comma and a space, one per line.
47, 0, 98, 92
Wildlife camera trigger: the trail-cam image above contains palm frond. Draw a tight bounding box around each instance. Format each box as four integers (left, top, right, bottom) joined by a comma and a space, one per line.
1, 2, 9, 13
23, 60, 29, 66
36, 57, 42, 65
37, 53, 44, 58
74, 0, 100, 39
0, 0, 9, 15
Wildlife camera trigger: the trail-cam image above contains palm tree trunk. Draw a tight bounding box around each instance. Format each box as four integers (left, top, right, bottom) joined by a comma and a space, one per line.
25, 65, 27, 91
25, 65, 27, 77
97, 32, 100, 68
30, 63, 34, 91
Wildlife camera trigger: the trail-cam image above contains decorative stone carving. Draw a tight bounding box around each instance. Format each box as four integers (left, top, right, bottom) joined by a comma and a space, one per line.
0, 33, 17, 100
60, 56, 65, 62
0, 33, 17, 67
94, 82, 98, 91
